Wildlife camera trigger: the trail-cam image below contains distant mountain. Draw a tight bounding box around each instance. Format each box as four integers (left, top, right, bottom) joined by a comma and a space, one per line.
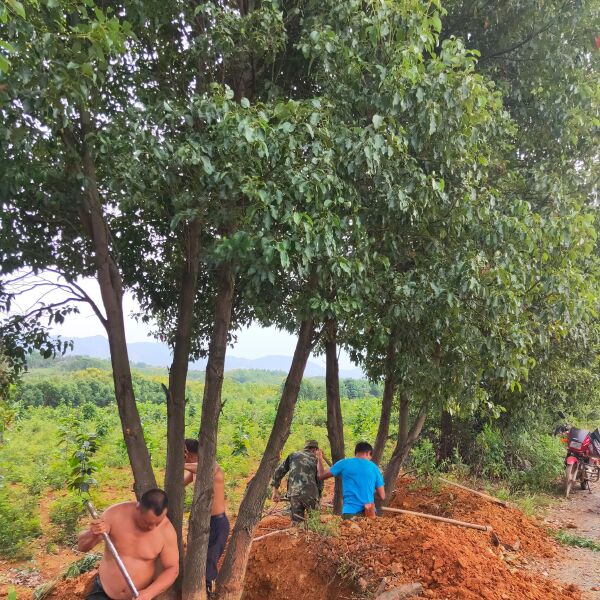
66, 336, 364, 379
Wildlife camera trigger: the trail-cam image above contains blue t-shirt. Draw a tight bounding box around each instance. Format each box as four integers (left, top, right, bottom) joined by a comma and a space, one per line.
329, 457, 385, 514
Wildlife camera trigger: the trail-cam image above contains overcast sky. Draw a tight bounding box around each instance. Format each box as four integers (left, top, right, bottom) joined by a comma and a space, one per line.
9, 273, 356, 370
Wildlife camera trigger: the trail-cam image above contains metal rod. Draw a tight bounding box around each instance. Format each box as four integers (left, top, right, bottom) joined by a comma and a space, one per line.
252, 528, 294, 543
438, 478, 510, 507
381, 506, 493, 532
85, 500, 139, 598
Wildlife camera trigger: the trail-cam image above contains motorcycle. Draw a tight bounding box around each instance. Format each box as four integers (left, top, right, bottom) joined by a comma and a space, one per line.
556, 412, 600, 498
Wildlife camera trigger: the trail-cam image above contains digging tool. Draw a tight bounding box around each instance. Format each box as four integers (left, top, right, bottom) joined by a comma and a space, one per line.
252, 528, 294, 543
438, 478, 510, 508
85, 500, 139, 598
380, 506, 493, 533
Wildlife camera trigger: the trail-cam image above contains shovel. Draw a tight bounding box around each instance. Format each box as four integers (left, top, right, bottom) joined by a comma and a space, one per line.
85, 500, 140, 598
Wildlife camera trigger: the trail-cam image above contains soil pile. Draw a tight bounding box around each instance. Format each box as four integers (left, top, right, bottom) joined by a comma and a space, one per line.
389, 480, 555, 557
243, 516, 353, 600
21, 479, 582, 600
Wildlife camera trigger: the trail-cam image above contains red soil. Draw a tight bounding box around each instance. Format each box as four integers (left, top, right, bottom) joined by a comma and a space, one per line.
3, 479, 581, 600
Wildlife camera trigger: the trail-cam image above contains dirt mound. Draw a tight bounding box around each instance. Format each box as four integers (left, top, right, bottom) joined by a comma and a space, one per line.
243, 529, 353, 600
43, 570, 97, 600
389, 480, 555, 558
27, 480, 581, 600
320, 514, 578, 600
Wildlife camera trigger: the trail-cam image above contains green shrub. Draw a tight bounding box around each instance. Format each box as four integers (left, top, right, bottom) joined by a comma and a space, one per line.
474, 425, 507, 478
0, 492, 41, 558
409, 438, 439, 478
63, 553, 101, 578
306, 509, 339, 537
49, 495, 85, 545
507, 432, 564, 491
553, 530, 600, 551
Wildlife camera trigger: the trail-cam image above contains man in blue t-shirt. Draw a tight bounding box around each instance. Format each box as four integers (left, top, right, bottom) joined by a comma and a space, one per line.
316, 441, 385, 519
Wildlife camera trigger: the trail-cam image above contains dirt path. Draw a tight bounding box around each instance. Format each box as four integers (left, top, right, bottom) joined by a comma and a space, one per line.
535, 487, 600, 598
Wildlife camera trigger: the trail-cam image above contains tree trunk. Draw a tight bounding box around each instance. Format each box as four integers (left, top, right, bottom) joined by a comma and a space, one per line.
372, 375, 396, 466
182, 262, 235, 600
439, 407, 453, 462
383, 393, 428, 502
164, 218, 202, 593
75, 112, 156, 497
372, 335, 397, 465
324, 320, 344, 515
216, 318, 318, 600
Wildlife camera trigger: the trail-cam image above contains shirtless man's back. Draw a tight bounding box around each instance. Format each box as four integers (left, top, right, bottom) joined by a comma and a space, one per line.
78, 489, 178, 600
184, 438, 230, 596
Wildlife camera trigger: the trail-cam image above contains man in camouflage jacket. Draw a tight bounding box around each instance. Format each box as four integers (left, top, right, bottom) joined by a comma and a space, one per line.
270, 439, 324, 524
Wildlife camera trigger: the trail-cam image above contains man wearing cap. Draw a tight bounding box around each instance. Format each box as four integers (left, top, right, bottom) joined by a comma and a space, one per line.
271, 440, 323, 524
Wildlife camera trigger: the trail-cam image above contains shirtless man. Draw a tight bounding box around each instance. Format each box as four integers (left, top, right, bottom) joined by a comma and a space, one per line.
78, 489, 179, 600
184, 438, 229, 596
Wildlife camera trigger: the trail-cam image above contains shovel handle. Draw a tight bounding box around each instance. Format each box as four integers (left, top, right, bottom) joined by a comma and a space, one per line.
85, 501, 140, 598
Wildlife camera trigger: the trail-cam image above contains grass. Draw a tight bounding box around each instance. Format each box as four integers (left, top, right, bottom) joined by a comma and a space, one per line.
63, 553, 101, 578
552, 530, 600, 552
32, 553, 102, 600
305, 509, 339, 537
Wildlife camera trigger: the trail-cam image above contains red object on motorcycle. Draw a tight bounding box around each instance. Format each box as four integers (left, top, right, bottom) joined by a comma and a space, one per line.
566, 456, 578, 465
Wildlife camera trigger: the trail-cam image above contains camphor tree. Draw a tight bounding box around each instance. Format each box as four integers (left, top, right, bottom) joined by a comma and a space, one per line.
214, 0, 550, 596
0, 0, 161, 495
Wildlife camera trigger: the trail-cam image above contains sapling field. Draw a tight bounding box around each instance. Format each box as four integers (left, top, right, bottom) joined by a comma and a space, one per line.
0, 356, 383, 561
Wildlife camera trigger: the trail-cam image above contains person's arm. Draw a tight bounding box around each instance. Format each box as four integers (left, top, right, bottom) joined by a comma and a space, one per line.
375, 468, 385, 501
183, 462, 197, 487
77, 507, 113, 552
316, 464, 324, 497
315, 449, 334, 480
136, 526, 179, 600
270, 455, 291, 502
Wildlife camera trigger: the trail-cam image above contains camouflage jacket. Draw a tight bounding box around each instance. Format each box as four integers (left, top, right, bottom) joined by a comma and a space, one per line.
271, 450, 323, 501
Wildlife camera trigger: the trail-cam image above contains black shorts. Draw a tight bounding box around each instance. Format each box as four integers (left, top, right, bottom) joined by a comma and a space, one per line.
86, 575, 114, 600
206, 513, 230, 585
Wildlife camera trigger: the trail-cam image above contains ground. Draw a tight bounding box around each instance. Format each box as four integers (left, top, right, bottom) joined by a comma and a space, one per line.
1, 477, 600, 599
535, 485, 600, 599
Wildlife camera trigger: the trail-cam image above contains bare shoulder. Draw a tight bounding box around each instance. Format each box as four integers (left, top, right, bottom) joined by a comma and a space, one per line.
103, 501, 135, 522
161, 517, 177, 544
214, 463, 224, 481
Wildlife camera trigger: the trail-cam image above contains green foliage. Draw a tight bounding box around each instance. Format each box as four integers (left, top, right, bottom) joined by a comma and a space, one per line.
306, 509, 339, 537
553, 530, 600, 552
507, 432, 565, 492
49, 494, 85, 545
0, 489, 41, 558
474, 426, 508, 479
63, 553, 101, 578
409, 439, 440, 478
59, 420, 100, 495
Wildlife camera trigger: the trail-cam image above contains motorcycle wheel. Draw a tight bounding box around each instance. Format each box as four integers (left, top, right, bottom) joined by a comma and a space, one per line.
565, 463, 576, 498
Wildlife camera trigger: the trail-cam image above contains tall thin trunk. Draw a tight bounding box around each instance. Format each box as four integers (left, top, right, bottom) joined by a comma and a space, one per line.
372, 334, 397, 465
165, 218, 202, 592
216, 319, 318, 600
372, 375, 395, 465
383, 393, 428, 502
72, 113, 156, 497
325, 320, 344, 515
439, 406, 453, 462
182, 263, 235, 600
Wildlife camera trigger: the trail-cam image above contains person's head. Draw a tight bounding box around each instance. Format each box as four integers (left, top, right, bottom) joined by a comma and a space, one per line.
135, 489, 168, 531
304, 439, 319, 455
354, 441, 373, 460
184, 438, 199, 462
